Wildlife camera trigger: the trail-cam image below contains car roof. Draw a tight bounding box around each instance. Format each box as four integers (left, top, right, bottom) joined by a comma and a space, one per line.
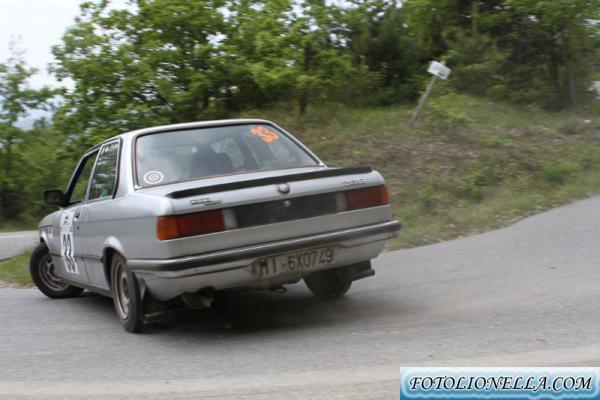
85, 118, 273, 154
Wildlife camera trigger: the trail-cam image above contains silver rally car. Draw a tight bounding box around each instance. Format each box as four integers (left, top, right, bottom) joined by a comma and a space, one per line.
31, 119, 401, 332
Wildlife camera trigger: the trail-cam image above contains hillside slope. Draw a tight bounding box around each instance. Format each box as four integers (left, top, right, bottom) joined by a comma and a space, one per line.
242, 93, 600, 248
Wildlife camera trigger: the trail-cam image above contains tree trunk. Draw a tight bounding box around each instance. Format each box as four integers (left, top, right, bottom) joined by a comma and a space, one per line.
548, 47, 563, 110
471, 1, 479, 36
299, 43, 311, 115
1, 134, 14, 218
567, 61, 578, 112
560, 34, 578, 111
299, 92, 308, 115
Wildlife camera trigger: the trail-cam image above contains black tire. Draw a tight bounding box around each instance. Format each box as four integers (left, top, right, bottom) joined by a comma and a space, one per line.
304, 267, 352, 298
29, 243, 84, 299
110, 253, 145, 333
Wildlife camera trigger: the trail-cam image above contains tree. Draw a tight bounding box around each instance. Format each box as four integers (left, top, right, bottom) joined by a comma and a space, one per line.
48, 0, 600, 136
342, 1, 424, 104
405, 0, 599, 110
0, 44, 54, 219
52, 0, 228, 146
500, 0, 600, 110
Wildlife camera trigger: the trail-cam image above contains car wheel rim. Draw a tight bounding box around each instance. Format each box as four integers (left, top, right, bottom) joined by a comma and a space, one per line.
115, 263, 130, 320
39, 254, 69, 291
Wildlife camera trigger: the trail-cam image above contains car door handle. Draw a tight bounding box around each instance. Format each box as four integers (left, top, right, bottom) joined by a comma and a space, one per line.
74, 210, 81, 220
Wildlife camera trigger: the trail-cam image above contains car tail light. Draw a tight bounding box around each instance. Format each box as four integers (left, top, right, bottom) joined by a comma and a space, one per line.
344, 185, 390, 211
157, 209, 225, 240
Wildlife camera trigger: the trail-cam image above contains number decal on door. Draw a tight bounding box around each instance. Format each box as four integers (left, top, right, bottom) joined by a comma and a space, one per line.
60, 211, 79, 274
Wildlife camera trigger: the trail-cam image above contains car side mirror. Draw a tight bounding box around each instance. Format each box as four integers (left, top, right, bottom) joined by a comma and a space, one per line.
43, 189, 66, 207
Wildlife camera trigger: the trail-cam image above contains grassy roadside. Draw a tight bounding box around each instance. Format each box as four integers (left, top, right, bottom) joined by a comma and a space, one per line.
0, 252, 33, 287
0, 221, 35, 233
0, 93, 598, 286
0, 221, 36, 286
243, 92, 600, 248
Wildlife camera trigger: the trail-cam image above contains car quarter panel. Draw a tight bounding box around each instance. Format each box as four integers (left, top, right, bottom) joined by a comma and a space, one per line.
79, 194, 172, 288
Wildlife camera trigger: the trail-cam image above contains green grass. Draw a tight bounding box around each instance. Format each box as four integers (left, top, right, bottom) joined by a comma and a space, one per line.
242, 92, 600, 248
0, 221, 35, 233
0, 251, 33, 287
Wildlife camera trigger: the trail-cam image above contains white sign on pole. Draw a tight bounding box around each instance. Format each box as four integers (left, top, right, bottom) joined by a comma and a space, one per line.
408, 61, 452, 128
427, 61, 452, 80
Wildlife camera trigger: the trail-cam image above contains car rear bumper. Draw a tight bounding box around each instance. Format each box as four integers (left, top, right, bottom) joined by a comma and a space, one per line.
129, 220, 400, 300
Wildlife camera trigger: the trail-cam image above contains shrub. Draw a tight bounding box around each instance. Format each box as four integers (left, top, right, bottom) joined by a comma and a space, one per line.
424, 99, 474, 133
579, 150, 600, 171
557, 117, 599, 136
540, 161, 580, 184
457, 166, 502, 201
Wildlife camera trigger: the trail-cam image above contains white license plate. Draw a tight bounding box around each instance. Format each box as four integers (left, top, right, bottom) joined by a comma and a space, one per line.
252, 247, 336, 279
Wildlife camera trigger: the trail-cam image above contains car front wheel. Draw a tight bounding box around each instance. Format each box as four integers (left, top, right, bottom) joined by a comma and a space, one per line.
29, 243, 84, 299
110, 253, 145, 333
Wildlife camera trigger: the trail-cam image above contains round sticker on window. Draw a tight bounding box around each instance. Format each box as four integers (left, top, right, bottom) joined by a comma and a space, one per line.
143, 171, 164, 185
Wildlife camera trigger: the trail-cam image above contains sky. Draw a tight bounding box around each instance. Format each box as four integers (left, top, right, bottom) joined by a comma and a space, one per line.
1, 0, 131, 127
0, 0, 84, 89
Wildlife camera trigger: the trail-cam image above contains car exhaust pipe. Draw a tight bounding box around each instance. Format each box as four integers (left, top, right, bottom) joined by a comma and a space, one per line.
181, 287, 215, 310
269, 286, 287, 294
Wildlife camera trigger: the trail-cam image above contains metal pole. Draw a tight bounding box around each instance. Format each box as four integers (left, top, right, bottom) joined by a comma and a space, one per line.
408, 75, 438, 129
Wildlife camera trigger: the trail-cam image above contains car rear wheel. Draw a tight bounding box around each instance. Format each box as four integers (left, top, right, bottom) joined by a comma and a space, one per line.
111, 253, 145, 333
304, 267, 352, 298
29, 243, 84, 299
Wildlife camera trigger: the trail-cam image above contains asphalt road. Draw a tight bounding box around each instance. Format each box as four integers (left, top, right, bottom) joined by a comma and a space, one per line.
1, 197, 600, 399
0, 231, 38, 261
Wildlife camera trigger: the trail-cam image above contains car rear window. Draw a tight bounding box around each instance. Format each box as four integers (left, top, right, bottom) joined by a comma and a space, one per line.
135, 124, 318, 187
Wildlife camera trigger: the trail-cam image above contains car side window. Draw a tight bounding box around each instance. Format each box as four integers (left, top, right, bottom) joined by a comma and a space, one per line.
69, 152, 98, 205
88, 141, 119, 201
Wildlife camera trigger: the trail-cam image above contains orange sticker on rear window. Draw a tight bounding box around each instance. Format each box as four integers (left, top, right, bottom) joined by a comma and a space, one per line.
251, 125, 279, 143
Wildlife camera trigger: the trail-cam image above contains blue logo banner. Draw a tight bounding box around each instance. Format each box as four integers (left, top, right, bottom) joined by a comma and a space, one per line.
400, 368, 600, 400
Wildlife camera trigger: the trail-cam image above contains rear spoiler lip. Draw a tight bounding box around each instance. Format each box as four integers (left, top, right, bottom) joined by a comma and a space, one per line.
166, 166, 374, 199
